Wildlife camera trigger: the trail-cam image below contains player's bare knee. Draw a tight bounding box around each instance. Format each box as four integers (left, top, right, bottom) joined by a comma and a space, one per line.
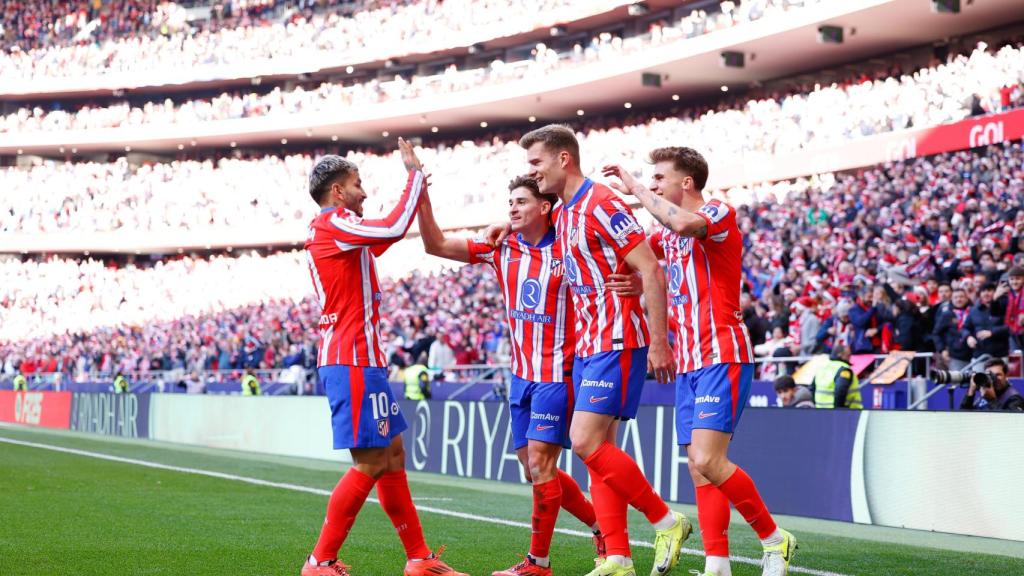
355, 460, 388, 479
527, 445, 557, 483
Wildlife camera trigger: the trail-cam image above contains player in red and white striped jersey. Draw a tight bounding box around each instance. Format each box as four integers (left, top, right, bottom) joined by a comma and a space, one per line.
518, 125, 691, 576
301, 139, 467, 576
604, 148, 795, 576
417, 174, 606, 576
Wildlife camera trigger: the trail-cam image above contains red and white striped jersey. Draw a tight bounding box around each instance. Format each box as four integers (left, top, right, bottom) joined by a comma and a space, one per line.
651, 199, 754, 373
304, 170, 425, 368
555, 179, 650, 357
467, 227, 574, 382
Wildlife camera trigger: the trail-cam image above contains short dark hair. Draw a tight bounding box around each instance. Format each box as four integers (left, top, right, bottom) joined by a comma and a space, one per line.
1009, 266, 1024, 278
985, 357, 1008, 373
981, 282, 997, 292
508, 175, 558, 210
773, 375, 796, 392
648, 146, 709, 190
518, 124, 580, 166
309, 155, 358, 204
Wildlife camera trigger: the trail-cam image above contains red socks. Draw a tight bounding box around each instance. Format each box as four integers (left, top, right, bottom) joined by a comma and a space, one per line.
589, 475, 630, 557
529, 478, 563, 558
695, 483, 731, 557
716, 467, 777, 539
585, 442, 670, 524
557, 469, 597, 527
312, 468, 376, 562
376, 470, 431, 559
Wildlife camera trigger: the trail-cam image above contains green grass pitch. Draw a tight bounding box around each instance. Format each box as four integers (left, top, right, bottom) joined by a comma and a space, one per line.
1, 425, 1022, 576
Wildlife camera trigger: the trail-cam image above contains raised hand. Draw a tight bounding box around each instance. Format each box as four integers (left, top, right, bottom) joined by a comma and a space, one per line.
602, 163, 643, 196
398, 137, 423, 172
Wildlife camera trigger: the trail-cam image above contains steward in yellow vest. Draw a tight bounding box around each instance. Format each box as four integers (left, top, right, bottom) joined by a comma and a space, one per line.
403, 364, 430, 400
241, 371, 261, 396
813, 344, 862, 409
13, 374, 28, 391
113, 373, 129, 394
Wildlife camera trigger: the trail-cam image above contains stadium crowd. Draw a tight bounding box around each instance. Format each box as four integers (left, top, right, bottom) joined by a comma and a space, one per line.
0, 251, 507, 383
3, 143, 1023, 384
4, 39, 1023, 236
0, 0, 646, 81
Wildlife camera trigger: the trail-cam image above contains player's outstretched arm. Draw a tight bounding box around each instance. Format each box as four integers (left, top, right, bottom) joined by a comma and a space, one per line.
328, 138, 425, 247
623, 242, 676, 384
602, 164, 707, 238
417, 187, 472, 263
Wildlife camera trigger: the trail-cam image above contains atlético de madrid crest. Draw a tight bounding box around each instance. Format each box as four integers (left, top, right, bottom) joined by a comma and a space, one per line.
377, 418, 389, 437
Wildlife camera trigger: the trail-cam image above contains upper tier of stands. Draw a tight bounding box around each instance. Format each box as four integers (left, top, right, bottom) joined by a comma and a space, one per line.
0, 0, 644, 88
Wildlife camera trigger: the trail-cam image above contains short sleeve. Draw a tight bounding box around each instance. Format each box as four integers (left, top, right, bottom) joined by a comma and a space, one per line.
696, 200, 736, 242
466, 237, 496, 265
593, 196, 645, 255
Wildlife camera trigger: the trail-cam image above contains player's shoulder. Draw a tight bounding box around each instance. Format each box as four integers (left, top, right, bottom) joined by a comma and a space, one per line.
697, 199, 734, 223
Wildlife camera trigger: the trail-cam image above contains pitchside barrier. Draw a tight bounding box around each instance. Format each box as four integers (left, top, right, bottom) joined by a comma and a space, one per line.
2, 390, 1022, 541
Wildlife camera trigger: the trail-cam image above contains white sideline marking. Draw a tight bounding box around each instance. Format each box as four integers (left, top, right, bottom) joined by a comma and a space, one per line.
0, 436, 847, 576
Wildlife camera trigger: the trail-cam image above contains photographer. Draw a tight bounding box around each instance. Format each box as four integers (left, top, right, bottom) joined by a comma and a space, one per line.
959, 358, 1024, 412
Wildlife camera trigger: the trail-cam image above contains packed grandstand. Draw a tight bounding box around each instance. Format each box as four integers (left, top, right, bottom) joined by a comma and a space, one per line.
2, 0, 1023, 392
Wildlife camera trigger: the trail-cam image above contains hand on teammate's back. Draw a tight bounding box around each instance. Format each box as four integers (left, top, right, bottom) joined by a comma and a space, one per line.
605, 273, 642, 296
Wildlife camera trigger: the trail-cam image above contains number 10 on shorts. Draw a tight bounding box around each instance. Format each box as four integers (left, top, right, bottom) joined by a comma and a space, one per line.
368, 392, 390, 420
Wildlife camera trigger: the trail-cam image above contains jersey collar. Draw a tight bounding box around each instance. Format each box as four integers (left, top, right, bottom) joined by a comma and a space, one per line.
566, 178, 593, 208
319, 206, 335, 214
517, 226, 556, 248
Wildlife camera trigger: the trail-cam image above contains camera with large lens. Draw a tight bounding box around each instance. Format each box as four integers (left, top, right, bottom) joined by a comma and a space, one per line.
930, 369, 992, 388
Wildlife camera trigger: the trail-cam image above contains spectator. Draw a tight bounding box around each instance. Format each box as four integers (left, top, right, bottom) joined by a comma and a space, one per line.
773, 375, 814, 408
963, 283, 1010, 360
1005, 267, 1024, 352
933, 288, 975, 370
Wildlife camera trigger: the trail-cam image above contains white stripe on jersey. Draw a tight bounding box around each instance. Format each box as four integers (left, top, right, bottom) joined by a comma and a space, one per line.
574, 194, 606, 354
699, 249, 722, 363
359, 249, 377, 368
319, 326, 333, 366
305, 249, 326, 308
552, 257, 568, 381
514, 242, 532, 381
683, 252, 702, 371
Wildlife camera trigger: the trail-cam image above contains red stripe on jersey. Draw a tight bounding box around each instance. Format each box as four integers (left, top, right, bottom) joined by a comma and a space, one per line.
728, 363, 741, 420
305, 170, 425, 368
557, 180, 650, 357
618, 348, 631, 410
349, 366, 365, 445
660, 199, 753, 373
467, 229, 574, 383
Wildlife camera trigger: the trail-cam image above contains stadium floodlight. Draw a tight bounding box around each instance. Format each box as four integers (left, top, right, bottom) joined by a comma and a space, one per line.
331, 135, 338, 141
624, 102, 632, 109
280, 138, 288, 144
550, 26, 566, 37
577, 109, 585, 116
672, 94, 680, 101
431, 126, 439, 133
721, 51, 745, 68
932, 0, 960, 13
480, 121, 488, 128
468, 43, 485, 54
345, 65, 354, 74
627, 2, 650, 16
528, 116, 537, 122
818, 25, 844, 44
721, 85, 729, 92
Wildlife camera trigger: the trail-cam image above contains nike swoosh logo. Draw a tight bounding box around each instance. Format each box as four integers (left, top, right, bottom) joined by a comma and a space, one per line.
697, 411, 718, 419
589, 396, 608, 404
535, 425, 555, 431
